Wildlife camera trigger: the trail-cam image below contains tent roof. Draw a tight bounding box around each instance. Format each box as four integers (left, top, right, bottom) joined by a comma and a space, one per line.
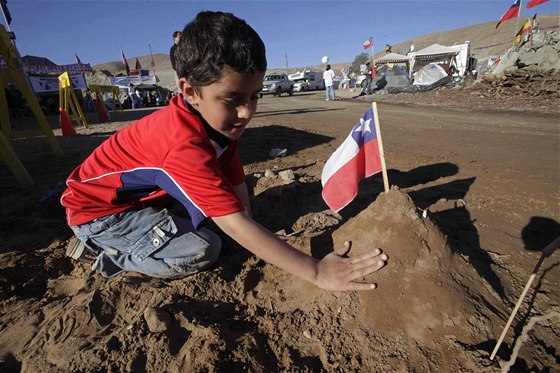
375, 52, 411, 64
21, 55, 57, 66
410, 44, 459, 61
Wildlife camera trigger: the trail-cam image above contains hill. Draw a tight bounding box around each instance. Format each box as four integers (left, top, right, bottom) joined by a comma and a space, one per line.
92, 15, 559, 90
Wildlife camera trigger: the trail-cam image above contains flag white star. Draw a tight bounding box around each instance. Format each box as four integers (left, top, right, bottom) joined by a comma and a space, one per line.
354, 117, 372, 134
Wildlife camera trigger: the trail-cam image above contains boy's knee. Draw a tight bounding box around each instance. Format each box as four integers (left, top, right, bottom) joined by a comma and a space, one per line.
195, 228, 222, 269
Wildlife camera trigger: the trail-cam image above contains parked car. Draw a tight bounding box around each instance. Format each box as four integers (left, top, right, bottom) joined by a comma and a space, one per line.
260, 73, 294, 97
293, 81, 311, 92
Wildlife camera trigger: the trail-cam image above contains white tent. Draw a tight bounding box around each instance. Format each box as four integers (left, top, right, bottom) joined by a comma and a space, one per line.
413, 63, 448, 86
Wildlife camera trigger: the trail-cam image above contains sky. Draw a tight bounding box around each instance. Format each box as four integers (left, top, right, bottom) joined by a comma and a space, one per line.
2, 0, 559, 69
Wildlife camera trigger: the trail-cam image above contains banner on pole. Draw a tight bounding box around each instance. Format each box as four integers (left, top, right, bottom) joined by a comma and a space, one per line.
29, 74, 87, 93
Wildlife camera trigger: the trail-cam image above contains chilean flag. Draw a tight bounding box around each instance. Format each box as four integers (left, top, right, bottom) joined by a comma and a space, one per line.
321, 107, 382, 212
363, 37, 373, 50
496, 0, 521, 29
527, 0, 550, 8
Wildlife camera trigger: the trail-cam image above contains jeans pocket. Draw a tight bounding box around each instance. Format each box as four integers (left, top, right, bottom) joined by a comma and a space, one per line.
129, 216, 178, 261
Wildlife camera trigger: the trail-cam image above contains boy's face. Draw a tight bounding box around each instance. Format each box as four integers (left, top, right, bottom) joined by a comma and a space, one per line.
181, 66, 264, 141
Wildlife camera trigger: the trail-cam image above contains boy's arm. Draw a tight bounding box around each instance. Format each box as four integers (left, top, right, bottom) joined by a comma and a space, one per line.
231, 183, 252, 218
212, 211, 388, 291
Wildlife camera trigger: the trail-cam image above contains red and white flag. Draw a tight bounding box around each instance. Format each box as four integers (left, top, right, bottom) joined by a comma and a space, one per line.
496, 0, 521, 29
363, 37, 373, 50
527, 0, 550, 8
321, 107, 383, 212
120, 49, 130, 76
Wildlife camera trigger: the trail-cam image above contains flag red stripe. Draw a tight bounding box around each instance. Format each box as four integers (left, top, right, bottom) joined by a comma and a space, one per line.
496, 0, 521, 28
527, 0, 549, 9
322, 140, 381, 211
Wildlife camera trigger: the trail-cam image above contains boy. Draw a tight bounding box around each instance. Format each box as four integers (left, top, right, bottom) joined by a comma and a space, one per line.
61, 11, 388, 291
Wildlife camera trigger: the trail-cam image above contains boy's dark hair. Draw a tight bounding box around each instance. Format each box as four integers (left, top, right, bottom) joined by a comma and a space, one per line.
175, 11, 267, 88
173, 31, 181, 39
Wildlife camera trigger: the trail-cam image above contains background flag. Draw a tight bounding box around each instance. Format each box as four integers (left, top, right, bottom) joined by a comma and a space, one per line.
321, 107, 382, 212
135, 58, 141, 70
363, 37, 373, 50
0, 0, 11, 25
527, 0, 550, 8
515, 18, 533, 43
120, 49, 130, 76
496, 0, 521, 29
75, 53, 82, 64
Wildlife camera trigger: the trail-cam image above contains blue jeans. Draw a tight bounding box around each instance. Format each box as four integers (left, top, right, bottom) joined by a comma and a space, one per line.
131, 94, 139, 109
363, 78, 372, 94
326, 85, 335, 100
70, 206, 221, 278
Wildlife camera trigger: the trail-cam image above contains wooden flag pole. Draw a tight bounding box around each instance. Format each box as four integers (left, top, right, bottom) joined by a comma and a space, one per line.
511, 0, 524, 48
372, 102, 389, 193
490, 235, 560, 360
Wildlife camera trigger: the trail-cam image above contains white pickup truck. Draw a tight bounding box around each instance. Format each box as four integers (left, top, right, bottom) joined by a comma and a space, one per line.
260, 73, 294, 97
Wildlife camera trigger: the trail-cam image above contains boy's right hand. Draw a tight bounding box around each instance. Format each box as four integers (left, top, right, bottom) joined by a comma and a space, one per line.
314, 241, 388, 291
213, 212, 388, 292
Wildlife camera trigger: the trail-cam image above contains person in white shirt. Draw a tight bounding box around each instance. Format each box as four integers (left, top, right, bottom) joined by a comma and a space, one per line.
128, 84, 139, 109
323, 64, 336, 101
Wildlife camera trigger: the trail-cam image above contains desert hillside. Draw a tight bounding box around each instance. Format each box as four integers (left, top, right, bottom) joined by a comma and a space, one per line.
91, 14, 559, 91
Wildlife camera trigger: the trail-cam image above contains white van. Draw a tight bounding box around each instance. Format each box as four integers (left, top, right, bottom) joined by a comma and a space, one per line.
288, 70, 325, 92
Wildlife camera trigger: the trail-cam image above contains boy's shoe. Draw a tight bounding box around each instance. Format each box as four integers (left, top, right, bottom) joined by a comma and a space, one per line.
66, 236, 100, 262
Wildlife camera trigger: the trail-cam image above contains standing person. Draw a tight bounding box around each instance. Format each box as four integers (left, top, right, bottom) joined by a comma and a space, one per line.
62, 11, 388, 290
170, 30, 181, 89
362, 61, 373, 95
323, 64, 336, 101
84, 89, 94, 112
128, 83, 138, 109
135, 88, 143, 108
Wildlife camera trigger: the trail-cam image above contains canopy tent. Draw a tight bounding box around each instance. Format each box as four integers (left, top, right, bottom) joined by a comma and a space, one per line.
408, 43, 470, 76
373, 64, 411, 89
410, 44, 459, 60
110, 75, 157, 88
375, 52, 411, 65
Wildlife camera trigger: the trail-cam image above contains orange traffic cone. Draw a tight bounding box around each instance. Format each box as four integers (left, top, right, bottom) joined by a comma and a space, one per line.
95, 94, 109, 123
59, 107, 77, 136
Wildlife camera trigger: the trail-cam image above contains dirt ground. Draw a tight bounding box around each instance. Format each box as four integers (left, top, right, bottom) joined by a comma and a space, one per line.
0, 85, 558, 372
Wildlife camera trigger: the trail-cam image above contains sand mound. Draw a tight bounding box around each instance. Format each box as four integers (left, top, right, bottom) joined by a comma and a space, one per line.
332, 187, 498, 348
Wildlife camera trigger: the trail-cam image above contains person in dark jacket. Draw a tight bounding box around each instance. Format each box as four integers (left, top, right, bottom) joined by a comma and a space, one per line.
170, 30, 181, 88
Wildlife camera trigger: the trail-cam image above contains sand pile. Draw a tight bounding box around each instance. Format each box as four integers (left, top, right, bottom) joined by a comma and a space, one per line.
332, 187, 498, 349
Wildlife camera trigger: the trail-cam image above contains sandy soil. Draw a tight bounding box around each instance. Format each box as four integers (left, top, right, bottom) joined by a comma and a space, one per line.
0, 86, 558, 372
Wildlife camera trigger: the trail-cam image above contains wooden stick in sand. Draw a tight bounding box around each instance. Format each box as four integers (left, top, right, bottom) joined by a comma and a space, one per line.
490, 235, 560, 360
372, 102, 389, 193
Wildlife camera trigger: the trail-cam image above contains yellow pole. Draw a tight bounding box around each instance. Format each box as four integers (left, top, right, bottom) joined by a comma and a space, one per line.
0, 130, 34, 187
